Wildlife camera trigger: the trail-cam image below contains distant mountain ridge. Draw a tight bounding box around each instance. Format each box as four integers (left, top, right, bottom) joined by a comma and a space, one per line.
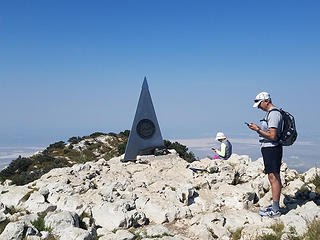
0, 131, 129, 186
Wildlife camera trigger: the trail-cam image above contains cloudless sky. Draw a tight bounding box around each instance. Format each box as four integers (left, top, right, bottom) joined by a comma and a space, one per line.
0, 0, 319, 147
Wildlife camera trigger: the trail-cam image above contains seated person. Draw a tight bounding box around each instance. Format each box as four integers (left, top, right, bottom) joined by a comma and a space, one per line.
208, 132, 232, 160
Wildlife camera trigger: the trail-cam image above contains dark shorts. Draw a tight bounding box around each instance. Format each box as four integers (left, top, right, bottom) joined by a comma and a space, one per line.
261, 145, 283, 174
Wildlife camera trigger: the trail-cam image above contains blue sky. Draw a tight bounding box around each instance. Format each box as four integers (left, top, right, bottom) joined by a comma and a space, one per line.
0, 1, 319, 150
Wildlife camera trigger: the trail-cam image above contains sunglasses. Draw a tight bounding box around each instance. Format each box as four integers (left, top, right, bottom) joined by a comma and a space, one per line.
254, 99, 262, 103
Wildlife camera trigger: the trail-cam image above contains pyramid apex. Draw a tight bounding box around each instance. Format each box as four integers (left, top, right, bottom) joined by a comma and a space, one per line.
142, 77, 149, 89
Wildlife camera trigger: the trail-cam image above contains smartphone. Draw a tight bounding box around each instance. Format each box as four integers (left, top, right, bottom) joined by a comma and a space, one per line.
245, 122, 250, 126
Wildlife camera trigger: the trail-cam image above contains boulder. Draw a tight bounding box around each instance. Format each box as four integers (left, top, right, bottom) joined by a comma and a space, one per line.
113, 230, 135, 240
303, 168, 319, 183
60, 227, 92, 240
0, 221, 26, 240
176, 184, 195, 205
92, 202, 147, 230
44, 211, 79, 236
146, 225, 172, 237
0, 186, 31, 208
24, 192, 54, 213
240, 226, 275, 240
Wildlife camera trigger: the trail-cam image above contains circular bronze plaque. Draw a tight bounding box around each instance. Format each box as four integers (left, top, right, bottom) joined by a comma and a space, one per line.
136, 119, 155, 139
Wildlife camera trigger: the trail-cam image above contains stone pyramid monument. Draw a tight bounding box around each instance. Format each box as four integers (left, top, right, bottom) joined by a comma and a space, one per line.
122, 77, 164, 162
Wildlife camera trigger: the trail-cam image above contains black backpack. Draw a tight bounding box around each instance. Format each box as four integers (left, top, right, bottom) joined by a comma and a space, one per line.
268, 109, 297, 146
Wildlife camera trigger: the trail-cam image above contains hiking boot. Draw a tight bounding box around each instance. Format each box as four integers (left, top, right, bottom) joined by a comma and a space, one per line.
259, 204, 272, 214
259, 205, 281, 218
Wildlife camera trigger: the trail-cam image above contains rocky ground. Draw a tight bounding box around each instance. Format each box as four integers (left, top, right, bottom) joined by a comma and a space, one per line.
0, 151, 320, 240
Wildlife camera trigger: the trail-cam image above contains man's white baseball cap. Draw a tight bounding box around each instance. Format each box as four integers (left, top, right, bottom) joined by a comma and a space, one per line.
253, 92, 271, 108
215, 132, 226, 140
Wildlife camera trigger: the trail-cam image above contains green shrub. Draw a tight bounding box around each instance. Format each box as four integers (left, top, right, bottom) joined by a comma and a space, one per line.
31, 215, 52, 232
164, 140, 197, 163
0, 156, 33, 180
304, 218, 320, 240
68, 136, 83, 144
108, 132, 118, 137
231, 227, 243, 240
208, 166, 219, 174
270, 222, 284, 236
118, 141, 127, 155
119, 130, 130, 137
311, 171, 320, 194
48, 141, 65, 149
32, 154, 55, 164
90, 132, 106, 138
0, 219, 9, 234
42, 141, 66, 156
257, 234, 279, 240
79, 150, 96, 163
128, 228, 143, 240
12, 170, 42, 186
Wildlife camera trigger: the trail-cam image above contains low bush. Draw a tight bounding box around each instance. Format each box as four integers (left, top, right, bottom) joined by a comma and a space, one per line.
118, 141, 127, 155
164, 140, 197, 163
0, 156, 32, 181
0, 219, 9, 234
68, 136, 83, 144
31, 215, 52, 232
90, 132, 106, 138
231, 227, 243, 240
304, 218, 320, 240
311, 171, 320, 194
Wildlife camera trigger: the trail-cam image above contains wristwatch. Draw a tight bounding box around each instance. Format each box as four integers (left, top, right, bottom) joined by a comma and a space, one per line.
257, 128, 261, 134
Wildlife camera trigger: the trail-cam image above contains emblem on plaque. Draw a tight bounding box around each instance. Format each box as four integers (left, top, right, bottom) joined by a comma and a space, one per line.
136, 119, 155, 139
123, 77, 164, 162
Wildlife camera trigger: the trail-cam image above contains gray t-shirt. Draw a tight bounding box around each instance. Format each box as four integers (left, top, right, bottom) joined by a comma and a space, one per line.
259, 108, 283, 148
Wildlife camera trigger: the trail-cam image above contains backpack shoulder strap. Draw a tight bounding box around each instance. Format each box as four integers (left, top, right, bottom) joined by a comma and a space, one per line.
266, 108, 282, 120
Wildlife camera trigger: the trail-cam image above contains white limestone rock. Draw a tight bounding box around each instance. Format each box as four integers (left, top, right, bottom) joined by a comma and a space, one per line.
145, 225, 172, 237
302, 167, 319, 183
92, 202, 147, 231
18, 213, 39, 225
113, 230, 135, 240
40, 231, 50, 239
0, 186, 31, 208
284, 179, 306, 195
189, 213, 230, 239
0, 221, 26, 240
44, 211, 79, 236
240, 226, 275, 240
176, 184, 195, 205
60, 227, 92, 240
24, 191, 54, 213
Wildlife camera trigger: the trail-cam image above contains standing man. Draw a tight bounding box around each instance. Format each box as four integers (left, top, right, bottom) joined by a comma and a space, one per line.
248, 92, 283, 218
